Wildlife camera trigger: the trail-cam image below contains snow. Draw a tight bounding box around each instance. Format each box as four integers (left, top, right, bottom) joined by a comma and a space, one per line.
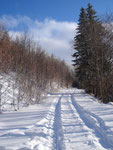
0, 88, 113, 150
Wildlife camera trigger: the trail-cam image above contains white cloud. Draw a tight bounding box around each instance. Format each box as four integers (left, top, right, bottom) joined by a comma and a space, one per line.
0, 15, 33, 28
0, 15, 77, 64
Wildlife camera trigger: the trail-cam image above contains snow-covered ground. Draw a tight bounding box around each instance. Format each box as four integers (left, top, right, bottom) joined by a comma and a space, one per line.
0, 88, 113, 150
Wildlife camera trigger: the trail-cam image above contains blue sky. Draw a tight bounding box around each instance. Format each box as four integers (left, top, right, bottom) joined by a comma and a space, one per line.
0, 0, 113, 64
0, 0, 113, 22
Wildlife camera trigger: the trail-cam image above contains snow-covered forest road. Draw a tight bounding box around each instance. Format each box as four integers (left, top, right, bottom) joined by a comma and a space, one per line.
0, 89, 113, 150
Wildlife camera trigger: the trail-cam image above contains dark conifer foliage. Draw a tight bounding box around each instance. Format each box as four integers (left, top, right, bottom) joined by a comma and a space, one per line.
73, 3, 113, 103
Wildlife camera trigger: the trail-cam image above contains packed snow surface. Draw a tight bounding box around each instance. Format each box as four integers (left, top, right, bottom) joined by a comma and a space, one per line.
0, 88, 113, 150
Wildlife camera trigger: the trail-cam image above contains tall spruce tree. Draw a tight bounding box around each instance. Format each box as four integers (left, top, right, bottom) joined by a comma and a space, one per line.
72, 7, 88, 89
73, 3, 113, 103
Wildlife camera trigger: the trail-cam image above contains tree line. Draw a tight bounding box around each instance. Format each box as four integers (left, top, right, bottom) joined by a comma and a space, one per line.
0, 26, 73, 111
73, 3, 113, 103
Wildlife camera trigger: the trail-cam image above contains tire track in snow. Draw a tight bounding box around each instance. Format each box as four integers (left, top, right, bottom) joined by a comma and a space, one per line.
71, 94, 113, 149
62, 95, 105, 150
24, 95, 65, 150
53, 95, 65, 150
24, 96, 60, 150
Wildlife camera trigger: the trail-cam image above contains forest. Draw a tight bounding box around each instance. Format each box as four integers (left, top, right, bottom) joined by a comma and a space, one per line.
0, 3, 113, 113
0, 26, 73, 112
73, 3, 113, 103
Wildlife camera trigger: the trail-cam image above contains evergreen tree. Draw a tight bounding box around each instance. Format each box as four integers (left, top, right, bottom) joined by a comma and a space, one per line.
73, 3, 113, 103
72, 7, 88, 88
